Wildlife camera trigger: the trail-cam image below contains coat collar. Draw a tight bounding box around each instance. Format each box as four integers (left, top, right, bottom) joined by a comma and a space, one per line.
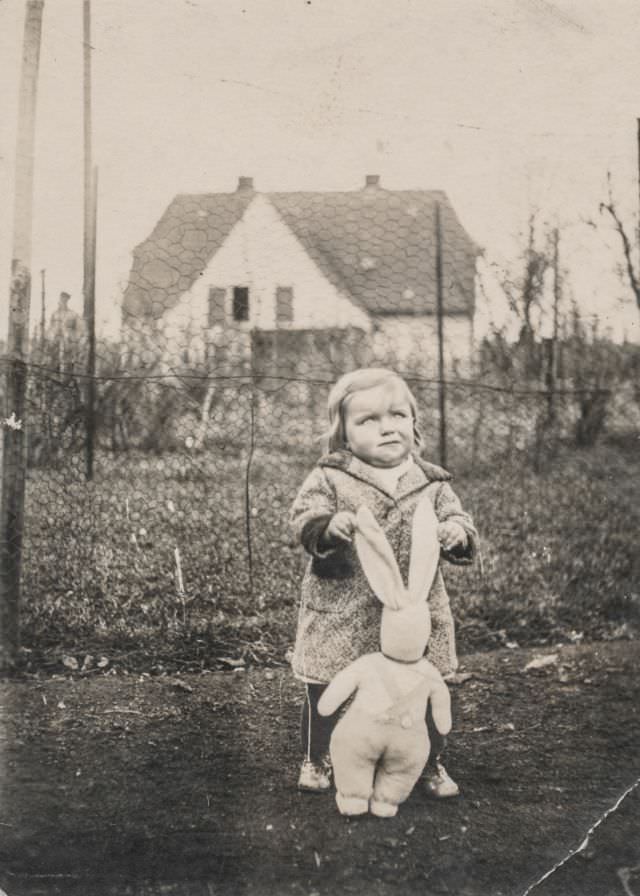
318, 449, 451, 499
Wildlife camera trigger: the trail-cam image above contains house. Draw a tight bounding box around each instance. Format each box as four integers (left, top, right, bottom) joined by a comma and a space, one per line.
121, 175, 480, 373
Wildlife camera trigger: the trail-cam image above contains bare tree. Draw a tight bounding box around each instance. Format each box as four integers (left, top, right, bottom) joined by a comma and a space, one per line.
599, 173, 640, 312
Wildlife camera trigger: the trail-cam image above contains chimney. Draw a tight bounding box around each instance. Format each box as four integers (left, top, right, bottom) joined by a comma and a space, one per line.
364, 174, 380, 188
237, 176, 254, 192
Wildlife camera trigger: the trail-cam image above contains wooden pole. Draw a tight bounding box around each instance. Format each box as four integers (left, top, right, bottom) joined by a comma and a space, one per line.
637, 118, 640, 251
1, 0, 45, 670
552, 228, 560, 353
83, 0, 96, 480
545, 228, 560, 424
82, 0, 92, 317
40, 268, 46, 344
435, 202, 447, 467
85, 168, 98, 480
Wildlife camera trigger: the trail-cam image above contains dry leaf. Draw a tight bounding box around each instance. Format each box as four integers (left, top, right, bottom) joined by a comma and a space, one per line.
524, 653, 558, 671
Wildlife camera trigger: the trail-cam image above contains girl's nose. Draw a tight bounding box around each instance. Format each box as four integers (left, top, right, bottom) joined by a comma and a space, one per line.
380, 416, 396, 433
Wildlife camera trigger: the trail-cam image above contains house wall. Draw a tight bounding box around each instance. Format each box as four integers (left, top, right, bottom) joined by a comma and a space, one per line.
160, 194, 370, 364
371, 314, 474, 373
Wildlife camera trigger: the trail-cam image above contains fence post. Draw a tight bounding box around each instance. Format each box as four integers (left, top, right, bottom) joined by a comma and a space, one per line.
244, 342, 257, 595
85, 167, 98, 480
435, 202, 447, 467
83, 1, 97, 480
1, 0, 45, 671
545, 228, 560, 426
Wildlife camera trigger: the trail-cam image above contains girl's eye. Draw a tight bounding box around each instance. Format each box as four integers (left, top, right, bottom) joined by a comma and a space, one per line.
393, 411, 407, 418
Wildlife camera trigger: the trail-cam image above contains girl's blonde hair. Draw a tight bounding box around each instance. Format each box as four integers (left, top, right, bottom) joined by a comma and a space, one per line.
325, 367, 422, 453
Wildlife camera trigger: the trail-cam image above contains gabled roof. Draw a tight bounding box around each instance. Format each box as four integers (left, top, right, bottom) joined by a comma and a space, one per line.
270, 188, 479, 316
122, 180, 480, 322
122, 190, 255, 321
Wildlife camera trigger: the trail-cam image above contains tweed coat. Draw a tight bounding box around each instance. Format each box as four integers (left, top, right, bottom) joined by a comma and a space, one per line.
290, 450, 478, 683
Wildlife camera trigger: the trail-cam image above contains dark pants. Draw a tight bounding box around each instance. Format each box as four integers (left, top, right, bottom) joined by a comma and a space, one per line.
301, 683, 447, 765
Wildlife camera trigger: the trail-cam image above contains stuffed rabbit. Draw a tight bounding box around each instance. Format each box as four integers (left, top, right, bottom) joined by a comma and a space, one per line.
317, 493, 452, 817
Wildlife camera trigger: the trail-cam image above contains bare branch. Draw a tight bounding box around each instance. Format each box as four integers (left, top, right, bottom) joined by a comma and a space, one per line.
599, 174, 640, 311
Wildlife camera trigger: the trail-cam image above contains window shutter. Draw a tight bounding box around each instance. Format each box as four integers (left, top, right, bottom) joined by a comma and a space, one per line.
208, 288, 226, 327
275, 287, 294, 325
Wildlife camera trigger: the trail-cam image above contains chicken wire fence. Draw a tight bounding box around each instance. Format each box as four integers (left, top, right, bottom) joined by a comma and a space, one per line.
2, 314, 638, 662
3, 176, 640, 659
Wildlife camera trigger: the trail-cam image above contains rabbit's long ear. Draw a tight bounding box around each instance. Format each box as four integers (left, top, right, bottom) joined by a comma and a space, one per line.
408, 493, 440, 604
354, 506, 405, 610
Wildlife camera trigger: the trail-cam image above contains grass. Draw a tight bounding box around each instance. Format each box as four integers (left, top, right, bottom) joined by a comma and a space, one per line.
20, 435, 640, 673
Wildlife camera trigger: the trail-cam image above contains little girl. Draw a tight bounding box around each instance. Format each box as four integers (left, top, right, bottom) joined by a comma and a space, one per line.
290, 367, 477, 798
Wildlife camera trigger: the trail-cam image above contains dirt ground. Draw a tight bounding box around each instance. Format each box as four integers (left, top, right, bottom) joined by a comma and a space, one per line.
1, 640, 639, 896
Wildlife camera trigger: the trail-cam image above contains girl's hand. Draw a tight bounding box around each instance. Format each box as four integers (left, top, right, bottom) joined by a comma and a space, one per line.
325, 511, 357, 544
437, 521, 468, 552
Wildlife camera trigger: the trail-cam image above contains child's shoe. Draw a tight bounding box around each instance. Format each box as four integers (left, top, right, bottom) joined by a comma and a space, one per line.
423, 761, 460, 798
297, 756, 332, 793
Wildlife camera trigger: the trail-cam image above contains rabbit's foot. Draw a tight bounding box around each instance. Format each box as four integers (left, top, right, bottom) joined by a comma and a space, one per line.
336, 793, 369, 816
370, 798, 398, 817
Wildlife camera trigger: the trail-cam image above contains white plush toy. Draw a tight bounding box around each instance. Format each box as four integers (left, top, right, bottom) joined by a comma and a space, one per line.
317, 493, 452, 817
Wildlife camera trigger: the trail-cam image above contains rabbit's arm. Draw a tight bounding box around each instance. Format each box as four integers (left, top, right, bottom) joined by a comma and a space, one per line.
317, 660, 363, 716
428, 678, 453, 736
434, 482, 478, 565
290, 467, 338, 558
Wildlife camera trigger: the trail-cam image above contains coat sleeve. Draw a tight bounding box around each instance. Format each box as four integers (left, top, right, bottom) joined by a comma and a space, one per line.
290, 466, 339, 558
317, 659, 363, 716
434, 481, 479, 565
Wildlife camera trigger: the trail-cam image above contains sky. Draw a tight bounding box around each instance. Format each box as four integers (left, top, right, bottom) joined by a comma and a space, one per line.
1, 0, 640, 342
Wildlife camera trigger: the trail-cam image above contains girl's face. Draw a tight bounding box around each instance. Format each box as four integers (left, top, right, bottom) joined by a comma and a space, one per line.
343, 382, 414, 468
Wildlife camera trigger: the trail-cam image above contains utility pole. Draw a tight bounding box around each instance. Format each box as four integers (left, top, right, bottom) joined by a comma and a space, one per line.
85, 168, 98, 480
435, 202, 447, 467
1, 0, 45, 670
40, 268, 46, 344
545, 228, 560, 424
552, 228, 560, 350
83, 0, 92, 302
83, 0, 97, 481
637, 118, 640, 254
